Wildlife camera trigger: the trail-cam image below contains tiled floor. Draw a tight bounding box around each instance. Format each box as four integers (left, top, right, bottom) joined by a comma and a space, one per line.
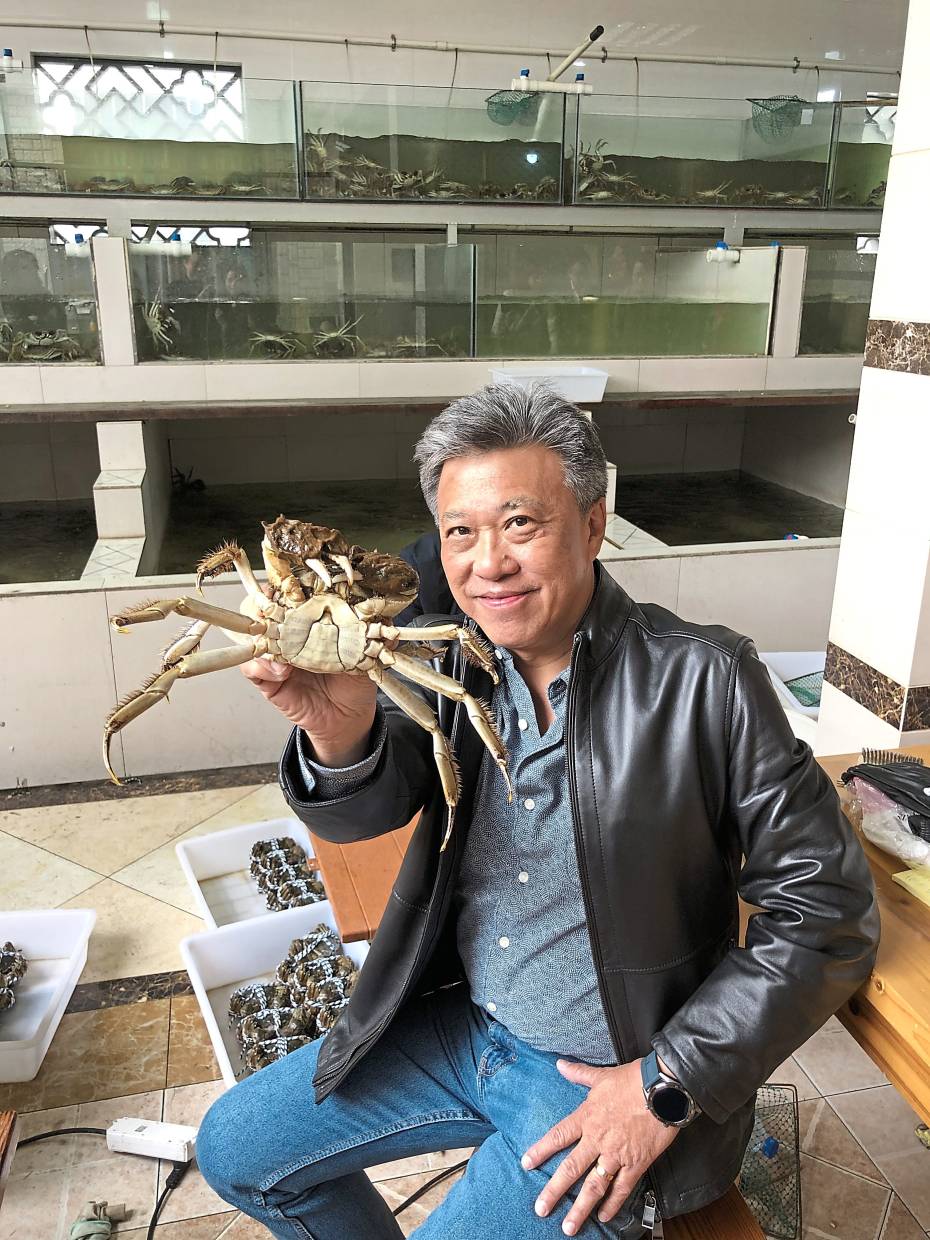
1, 779, 928, 1238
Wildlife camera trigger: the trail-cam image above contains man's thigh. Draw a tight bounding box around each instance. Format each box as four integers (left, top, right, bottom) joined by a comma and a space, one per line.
199, 984, 495, 1197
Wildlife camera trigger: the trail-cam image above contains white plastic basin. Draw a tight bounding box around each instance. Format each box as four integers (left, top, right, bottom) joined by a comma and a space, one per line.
0, 909, 96, 1082
489, 365, 609, 402
176, 817, 318, 929
180, 901, 369, 1088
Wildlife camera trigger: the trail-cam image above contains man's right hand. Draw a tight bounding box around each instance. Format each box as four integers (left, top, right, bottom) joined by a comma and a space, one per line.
240, 657, 377, 768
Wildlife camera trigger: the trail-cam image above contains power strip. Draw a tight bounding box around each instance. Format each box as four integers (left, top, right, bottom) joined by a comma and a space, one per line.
106, 1117, 198, 1162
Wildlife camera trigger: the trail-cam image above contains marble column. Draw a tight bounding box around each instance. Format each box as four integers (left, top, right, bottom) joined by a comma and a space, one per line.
816, 0, 930, 754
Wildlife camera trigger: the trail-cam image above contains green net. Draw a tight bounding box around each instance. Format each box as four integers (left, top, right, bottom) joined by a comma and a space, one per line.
748, 95, 806, 144
739, 1083, 802, 1239
783, 670, 823, 709
485, 89, 542, 127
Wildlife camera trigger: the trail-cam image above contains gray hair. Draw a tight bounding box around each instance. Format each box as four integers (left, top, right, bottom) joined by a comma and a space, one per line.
414, 381, 608, 521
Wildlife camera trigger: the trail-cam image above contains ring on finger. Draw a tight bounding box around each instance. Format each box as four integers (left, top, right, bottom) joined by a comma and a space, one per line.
594, 1159, 614, 1181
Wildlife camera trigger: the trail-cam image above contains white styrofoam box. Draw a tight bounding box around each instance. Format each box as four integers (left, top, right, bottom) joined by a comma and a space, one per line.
180, 902, 369, 1088
0, 909, 96, 1083
489, 366, 609, 403
176, 817, 318, 929
759, 651, 826, 720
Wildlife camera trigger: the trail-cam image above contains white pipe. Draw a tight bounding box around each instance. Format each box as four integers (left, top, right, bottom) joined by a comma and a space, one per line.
0, 17, 901, 77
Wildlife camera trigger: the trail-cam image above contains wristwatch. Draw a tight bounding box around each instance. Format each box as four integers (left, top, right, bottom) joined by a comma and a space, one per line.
641, 1050, 699, 1128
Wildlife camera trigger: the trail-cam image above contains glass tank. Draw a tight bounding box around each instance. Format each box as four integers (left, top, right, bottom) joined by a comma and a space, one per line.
0, 223, 101, 362
572, 95, 835, 208
828, 101, 893, 208
128, 225, 474, 361
0, 63, 299, 198
300, 82, 564, 203
798, 236, 877, 354
476, 234, 778, 357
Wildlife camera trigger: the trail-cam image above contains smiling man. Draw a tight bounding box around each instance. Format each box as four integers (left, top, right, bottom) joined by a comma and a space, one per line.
198, 382, 878, 1239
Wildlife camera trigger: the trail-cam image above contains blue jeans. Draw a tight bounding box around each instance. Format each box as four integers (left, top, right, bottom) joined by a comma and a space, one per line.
197, 983, 651, 1238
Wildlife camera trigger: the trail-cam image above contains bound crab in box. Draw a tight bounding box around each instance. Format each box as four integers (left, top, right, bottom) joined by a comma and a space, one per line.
104, 518, 512, 847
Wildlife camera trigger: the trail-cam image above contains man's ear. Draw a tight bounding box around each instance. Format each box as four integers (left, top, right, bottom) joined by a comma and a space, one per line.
588, 497, 607, 555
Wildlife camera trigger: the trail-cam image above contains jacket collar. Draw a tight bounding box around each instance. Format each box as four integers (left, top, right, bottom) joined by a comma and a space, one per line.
575, 560, 635, 668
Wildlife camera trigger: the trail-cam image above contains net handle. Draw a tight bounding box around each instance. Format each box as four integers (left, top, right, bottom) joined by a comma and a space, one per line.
546, 24, 604, 83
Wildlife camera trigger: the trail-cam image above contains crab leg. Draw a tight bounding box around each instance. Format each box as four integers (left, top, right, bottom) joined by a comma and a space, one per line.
103, 640, 266, 784
387, 624, 499, 683
368, 665, 461, 852
383, 649, 513, 844
195, 541, 264, 603
110, 596, 276, 638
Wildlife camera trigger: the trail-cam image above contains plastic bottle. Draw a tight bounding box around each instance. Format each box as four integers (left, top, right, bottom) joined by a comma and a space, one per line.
1, 50, 13, 71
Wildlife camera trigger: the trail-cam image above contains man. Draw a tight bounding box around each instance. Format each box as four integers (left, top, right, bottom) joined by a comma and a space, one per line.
198, 383, 878, 1238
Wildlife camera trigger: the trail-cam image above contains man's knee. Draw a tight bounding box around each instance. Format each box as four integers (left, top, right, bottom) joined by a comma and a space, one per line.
197, 1086, 255, 1206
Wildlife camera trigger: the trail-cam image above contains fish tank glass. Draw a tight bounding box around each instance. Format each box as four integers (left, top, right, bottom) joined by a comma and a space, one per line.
572, 94, 835, 208
475, 233, 778, 357
0, 223, 101, 362
828, 101, 893, 208
0, 62, 299, 198
300, 81, 564, 203
798, 236, 877, 354
128, 225, 474, 361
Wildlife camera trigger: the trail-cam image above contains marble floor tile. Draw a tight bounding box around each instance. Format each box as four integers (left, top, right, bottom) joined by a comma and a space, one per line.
157, 1079, 231, 1223
121, 1212, 275, 1237
0, 1000, 170, 1114
879, 1195, 927, 1240
0, 1165, 70, 1240
374, 1165, 465, 1238
0, 831, 99, 909
167, 993, 222, 1088
11, 1102, 80, 1176
798, 1098, 888, 1185
190, 783, 295, 834
768, 1055, 821, 1103
793, 1021, 889, 1096
830, 1085, 930, 1231
0, 787, 257, 876
367, 1152, 434, 1182
799, 1152, 891, 1240
58, 878, 204, 981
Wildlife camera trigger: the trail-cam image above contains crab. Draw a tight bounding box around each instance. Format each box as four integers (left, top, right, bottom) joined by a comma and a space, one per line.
694, 180, 733, 203
103, 518, 512, 850
1, 328, 84, 362
142, 295, 179, 355
249, 330, 309, 360
312, 317, 363, 358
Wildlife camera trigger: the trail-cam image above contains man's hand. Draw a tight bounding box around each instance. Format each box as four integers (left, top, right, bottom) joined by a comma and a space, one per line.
521, 1058, 678, 1236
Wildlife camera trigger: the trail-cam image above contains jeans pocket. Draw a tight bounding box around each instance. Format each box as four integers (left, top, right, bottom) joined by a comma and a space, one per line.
478, 1043, 518, 1079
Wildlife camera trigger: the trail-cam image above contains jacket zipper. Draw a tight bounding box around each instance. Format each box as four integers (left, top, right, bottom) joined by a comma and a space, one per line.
315, 659, 471, 1090
565, 632, 664, 1227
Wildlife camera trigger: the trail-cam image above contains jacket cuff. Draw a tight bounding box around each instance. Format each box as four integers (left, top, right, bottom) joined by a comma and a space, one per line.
650, 1032, 734, 1126
292, 707, 388, 803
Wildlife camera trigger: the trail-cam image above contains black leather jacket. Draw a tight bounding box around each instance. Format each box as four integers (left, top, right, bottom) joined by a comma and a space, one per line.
280, 564, 879, 1220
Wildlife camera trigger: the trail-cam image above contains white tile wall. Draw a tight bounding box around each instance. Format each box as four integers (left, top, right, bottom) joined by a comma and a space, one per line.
203, 361, 359, 402
740, 403, 855, 508
92, 482, 146, 539
815, 681, 903, 757
826, 506, 930, 687
602, 555, 681, 611
892, 0, 930, 157
96, 421, 145, 471
764, 356, 864, 390
868, 149, 930, 322
638, 357, 768, 394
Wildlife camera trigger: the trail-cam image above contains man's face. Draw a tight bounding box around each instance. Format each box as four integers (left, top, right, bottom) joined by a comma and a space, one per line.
436, 445, 606, 657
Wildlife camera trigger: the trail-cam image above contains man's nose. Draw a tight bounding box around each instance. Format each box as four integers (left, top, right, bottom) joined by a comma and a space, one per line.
472, 533, 516, 579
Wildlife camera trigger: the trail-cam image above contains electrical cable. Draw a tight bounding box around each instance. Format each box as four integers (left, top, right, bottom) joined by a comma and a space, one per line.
17, 1127, 191, 1238
392, 1157, 471, 1216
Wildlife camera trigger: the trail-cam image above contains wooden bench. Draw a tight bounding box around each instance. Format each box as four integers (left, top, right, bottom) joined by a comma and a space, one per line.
666, 1185, 763, 1238
0, 1110, 18, 1208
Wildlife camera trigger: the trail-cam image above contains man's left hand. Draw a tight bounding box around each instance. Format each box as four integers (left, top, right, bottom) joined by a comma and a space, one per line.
521, 1058, 678, 1236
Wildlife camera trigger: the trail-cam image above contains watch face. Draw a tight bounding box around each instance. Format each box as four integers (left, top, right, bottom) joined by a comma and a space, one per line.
652, 1084, 691, 1125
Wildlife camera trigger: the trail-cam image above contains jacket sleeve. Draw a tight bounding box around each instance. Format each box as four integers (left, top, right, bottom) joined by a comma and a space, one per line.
652, 640, 880, 1124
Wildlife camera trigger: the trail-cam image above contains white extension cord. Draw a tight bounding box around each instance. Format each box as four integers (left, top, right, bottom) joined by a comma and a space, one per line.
106, 1117, 198, 1162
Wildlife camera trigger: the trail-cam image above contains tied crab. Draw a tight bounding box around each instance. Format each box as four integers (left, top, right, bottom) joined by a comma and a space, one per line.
103, 518, 512, 850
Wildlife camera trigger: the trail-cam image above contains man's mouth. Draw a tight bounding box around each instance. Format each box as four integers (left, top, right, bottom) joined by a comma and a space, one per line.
475, 590, 532, 609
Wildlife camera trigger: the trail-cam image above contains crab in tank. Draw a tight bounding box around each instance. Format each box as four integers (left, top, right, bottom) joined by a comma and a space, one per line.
103, 518, 512, 849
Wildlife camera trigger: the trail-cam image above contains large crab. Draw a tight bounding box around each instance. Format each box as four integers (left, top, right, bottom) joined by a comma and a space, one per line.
103, 518, 512, 849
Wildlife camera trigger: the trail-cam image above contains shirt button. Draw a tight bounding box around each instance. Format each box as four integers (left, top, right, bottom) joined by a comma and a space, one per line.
487, 1001, 497, 1013
499, 936, 510, 948
523, 797, 535, 810
495, 649, 504, 659
518, 719, 529, 731
518, 871, 529, 883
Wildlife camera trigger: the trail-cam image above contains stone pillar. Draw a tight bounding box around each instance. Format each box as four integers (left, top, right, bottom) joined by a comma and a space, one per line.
816, 0, 930, 754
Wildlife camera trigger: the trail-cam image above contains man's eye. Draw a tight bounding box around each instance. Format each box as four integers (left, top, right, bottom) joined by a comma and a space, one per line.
447, 526, 470, 538
508, 516, 531, 528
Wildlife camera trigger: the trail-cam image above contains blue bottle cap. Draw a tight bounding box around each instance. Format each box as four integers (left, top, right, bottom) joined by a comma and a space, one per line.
575, 72, 585, 81
74, 232, 84, 244
170, 230, 181, 241
715, 241, 729, 249
3, 50, 12, 57
520, 68, 530, 77
769, 240, 781, 246
762, 1136, 780, 1158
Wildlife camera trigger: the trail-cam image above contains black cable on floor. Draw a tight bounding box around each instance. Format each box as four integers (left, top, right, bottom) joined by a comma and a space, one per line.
392, 1157, 471, 1217
19, 1126, 108, 1146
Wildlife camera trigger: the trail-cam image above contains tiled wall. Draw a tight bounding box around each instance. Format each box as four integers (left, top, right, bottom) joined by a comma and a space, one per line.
0, 420, 99, 501
595, 404, 746, 476
741, 402, 856, 507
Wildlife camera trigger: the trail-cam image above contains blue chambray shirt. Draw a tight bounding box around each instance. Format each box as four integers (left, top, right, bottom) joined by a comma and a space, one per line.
296, 648, 616, 1065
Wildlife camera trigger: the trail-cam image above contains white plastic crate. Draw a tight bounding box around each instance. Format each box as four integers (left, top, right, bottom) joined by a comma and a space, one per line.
176, 818, 319, 929
0, 909, 96, 1083
759, 651, 826, 720
490, 365, 609, 402
180, 901, 369, 1088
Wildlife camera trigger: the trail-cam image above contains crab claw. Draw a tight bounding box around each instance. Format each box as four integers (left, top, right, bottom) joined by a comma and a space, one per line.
103, 667, 181, 785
